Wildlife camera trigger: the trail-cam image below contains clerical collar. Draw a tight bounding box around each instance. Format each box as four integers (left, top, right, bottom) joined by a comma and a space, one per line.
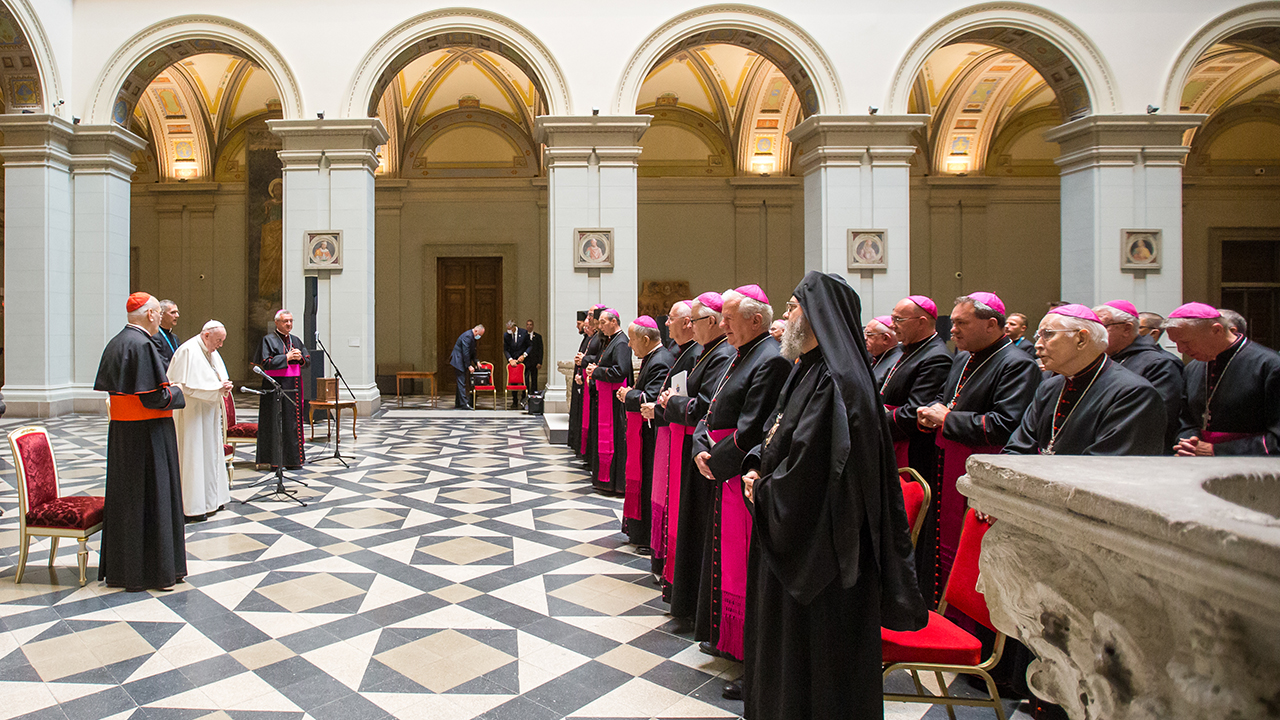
969, 336, 1007, 364
1066, 352, 1106, 383
901, 333, 937, 354
1209, 334, 1246, 370
127, 323, 152, 336
735, 332, 769, 358
679, 339, 697, 351
799, 345, 824, 365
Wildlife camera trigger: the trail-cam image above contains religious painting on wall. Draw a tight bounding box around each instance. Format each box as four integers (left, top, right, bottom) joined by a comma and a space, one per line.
638, 280, 691, 318
304, 231, 343, 270
1121, 229, 1161, 271
575, 228, 614, 269
848, 230, 888, 270
245, 127, 284, 356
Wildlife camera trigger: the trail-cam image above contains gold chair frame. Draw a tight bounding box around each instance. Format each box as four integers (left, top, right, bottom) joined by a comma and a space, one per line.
898, 466, 933, 547
471, 361, 498, 410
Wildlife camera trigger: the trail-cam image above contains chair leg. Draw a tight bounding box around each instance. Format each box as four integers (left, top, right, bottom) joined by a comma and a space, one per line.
77, 538, 89, 587
910, 669, 928, 698
935, 670, 957, 720
352, 407, 357, 439
48, 536, 60, 567
979, 671, 1008, 720
15, 534, 31, 583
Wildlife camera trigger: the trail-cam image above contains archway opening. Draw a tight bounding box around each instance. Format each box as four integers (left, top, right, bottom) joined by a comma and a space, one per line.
125, 50, 287, 384
1179, 28, 1280, 349
631, 36, 813, 316
367, 41, 548, 395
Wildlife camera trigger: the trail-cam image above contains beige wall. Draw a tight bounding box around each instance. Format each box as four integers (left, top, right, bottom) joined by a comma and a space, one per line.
1183, 178, 1280, 304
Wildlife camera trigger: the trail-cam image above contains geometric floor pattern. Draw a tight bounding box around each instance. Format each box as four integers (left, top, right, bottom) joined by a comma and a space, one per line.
0, 402, 1035, 720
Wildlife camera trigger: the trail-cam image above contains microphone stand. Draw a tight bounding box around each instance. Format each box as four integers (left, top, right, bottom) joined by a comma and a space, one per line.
312, 333, 355, 467
239, 370, 306, 507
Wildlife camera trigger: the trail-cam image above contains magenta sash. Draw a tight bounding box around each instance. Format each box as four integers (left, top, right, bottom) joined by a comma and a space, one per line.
710, 427, 751, 660
884, 404, 910, 468
595, 380, 626, 485
936, 435, 1001, 582
579, 369, 591, 454
264, 363, 301, 378
651, 426, 672, 560
624, 411, 644, 520
1202, 430, 1262, 446
663, 423, 691, 586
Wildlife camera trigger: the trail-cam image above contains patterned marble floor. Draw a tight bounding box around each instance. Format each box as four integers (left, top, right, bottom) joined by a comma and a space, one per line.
0, 402, 1035, 720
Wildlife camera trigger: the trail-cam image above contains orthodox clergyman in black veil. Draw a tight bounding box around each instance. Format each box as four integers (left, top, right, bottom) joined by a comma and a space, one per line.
741, 271, 926, 719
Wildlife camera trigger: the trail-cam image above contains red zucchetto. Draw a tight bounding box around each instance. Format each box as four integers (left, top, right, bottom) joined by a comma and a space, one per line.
126, 292, 152, 313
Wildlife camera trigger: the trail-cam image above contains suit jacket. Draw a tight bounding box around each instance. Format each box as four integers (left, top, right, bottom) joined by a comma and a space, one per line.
503, 328, 530, 361
151, 327, 181, 367
525, 331, 544, 366
450, 330, 478, 372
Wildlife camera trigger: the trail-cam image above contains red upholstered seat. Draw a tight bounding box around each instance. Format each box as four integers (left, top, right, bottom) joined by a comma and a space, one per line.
228, 423, 257, 438
898, 467, 932, 547
224, 443, 234, 455
882, 610, 983, 666
26, 495, 105, 530
900, 475, 924, 529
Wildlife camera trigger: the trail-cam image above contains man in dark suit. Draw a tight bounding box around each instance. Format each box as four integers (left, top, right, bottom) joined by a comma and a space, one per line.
151, 300, 182, 367
503, 320, 531, 408
525, 318, 544, 397
450, 324, 485, 409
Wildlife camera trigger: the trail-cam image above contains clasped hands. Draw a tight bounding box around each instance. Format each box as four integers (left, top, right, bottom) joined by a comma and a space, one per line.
640, 402, 655, 420
916, 403, 948, 431
1174, 436, 1215, 457
615, 386, 628, 402
286, 348, 302, 362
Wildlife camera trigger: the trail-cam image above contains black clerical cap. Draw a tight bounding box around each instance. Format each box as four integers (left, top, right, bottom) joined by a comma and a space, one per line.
577, 311, 588, 321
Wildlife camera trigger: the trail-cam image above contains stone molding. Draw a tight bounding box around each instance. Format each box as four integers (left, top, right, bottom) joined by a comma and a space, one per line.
612, 4, 842, 116
7, 0, 64, 117
86, 14, 304, 125
886, 2, 1119, 116
1046, 114, 1206, 173
68, 124, 148, 179
787, 115, 927, 174
0, 113, 75, 169
1162, 2, 1280, 115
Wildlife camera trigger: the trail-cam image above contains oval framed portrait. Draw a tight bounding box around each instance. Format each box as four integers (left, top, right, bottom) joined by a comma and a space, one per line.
1120, 229, 1161, 271
847, 229, 888, 270
575, 228, 614, 269
304, 230, 342, 270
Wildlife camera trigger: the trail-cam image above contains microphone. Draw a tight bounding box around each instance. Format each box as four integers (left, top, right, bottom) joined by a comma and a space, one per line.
253, 365, 282, 387
239, 386, 265, 395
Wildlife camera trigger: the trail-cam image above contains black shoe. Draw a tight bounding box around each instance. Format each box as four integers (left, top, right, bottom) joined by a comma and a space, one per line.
699, 641, 725, 658
669, 617, 694, 634
635, 546, 653, 556
184, 514, 207, 523
722, 680, 743, 701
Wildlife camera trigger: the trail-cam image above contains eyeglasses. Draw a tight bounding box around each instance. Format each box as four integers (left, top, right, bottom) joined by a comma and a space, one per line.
785, 301, 799, 311
1103, 322, 1131, 328
863, 330, 889, 337
1032, 328, 1079, 342
890, 314, 926, 324
690, 315, 716, 325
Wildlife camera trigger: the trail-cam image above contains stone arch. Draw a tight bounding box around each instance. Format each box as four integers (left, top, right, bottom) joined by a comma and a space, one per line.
887, 2, 1119, 117
1163, 2, 1280, 114
0, 0, 63, 115
344, 8, 571, 119
614, 4, 843, 117
84, 15, 303, 126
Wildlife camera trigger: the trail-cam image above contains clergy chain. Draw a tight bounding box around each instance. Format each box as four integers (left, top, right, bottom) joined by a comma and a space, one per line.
882, 333, 938, 389
1202, 337, 1247, 432
946, 339, 1012, 409
1043, 356, 1108, 455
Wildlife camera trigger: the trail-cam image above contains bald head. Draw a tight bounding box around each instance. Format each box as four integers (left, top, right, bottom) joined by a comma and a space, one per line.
128, 297, 162, 334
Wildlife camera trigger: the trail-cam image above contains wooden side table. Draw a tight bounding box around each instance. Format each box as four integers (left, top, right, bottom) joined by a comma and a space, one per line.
396, 371, 437, 407
309, 378, 357, 443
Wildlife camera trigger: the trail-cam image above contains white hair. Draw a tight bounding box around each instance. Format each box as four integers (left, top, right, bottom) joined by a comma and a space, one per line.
669, 301, 693, 319
692, 300, 722, 324
1093, 304, 1138, 330
274, 309, 292, 321
722, 289, 773, 326
202, 320, 226, 333
629, 322, 661, 342
1052, 315, 1109, 354
127, 296, 159, 323
1165, 315, 1223, 331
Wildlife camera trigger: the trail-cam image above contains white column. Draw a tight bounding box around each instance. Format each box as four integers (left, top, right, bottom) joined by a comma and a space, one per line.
69, 125, 147, 411
269, 119, 389, 415
534, 116, 649, 405
788, 115, 926, 318
0, 115, 75, 417
1046, 115, 1206, 313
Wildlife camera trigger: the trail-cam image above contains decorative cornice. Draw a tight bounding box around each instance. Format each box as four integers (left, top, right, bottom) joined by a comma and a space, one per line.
788, 115, 927, 173
534, 115, 651, 148
344, 8, 572, 118
268, 118, 390, 152
1046, 114, 1206, 172
613, 4, 842, 115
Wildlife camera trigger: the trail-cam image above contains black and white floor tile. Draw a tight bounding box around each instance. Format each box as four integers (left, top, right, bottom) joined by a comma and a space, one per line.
0, 401, 1035, 719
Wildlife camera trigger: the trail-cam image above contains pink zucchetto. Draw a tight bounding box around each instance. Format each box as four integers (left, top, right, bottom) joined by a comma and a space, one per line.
680, 300, 694, 309
695, 291, 724, 313
1048, 304, 1102, 324
1103, 299, 1140, 318
633, 315, 658, 329
967, 291, 1006, 316
873, 315, 894, 329
907, 295, 937, 319
735, 284, 769, 304
604, 308, 619, 320
1169, 302, 1220, 319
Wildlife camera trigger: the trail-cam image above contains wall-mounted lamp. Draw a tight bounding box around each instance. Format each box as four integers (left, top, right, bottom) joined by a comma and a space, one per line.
1146, 105, 1159, 114
592, 107, 599, 116
72, 116, 81, 125
317, 111, 325, 119
868, 106, 879, 115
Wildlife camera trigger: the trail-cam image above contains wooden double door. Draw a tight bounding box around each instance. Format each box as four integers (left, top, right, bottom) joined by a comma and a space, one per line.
437, 257, 502, 391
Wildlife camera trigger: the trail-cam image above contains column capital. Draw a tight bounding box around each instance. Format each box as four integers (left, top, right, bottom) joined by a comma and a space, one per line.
267, 118, 390, 153
1046, 114, 1208, 173
787, 114, 927, 174
68, 124, 147, 177
534, 115, 651, 149
0, 113, 74, 168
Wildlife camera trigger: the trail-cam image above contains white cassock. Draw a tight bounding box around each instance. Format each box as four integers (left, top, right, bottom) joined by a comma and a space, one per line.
168, 335, 230, 516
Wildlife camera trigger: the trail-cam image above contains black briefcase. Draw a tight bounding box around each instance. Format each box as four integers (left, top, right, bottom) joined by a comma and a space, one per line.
526, 392, 544, 415
470, 368, 492, 386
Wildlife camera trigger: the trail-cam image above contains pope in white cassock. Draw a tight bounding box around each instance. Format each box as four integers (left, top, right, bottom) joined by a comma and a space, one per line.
167, 320, 235, 521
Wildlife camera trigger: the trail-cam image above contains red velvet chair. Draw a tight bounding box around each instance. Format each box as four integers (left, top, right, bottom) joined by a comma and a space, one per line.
471, 361, 497, 409
899, 466, 932, 547
224, 394, 257, 449
7, 426, 105, 586
505, 362, 527, 408
882, 509, 1006, 719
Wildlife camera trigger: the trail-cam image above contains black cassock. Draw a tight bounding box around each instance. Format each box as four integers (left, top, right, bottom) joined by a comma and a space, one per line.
622, 345, 674, 545
579, 331, 605, 462
927, 339, 1040, 593
694, 332, 792, 655
1005, 356, 1166, 456
743, 272, 925, 720
94, 325, 187, 590
253, 331, 311, 467
567, 332, 591, 455
1178, 336, 1280, 455
650, 339, 702, 576
591, 331, 633, 494
871, 345, 902, 392
881, 334, 952, 475
1112, 334, 1185, 454
663, 334, 734, 625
